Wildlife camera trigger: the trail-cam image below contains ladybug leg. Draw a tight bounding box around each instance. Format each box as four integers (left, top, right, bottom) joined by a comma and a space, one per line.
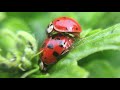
71, 45, 74, 49
68, 33, 75, 38
61, 50, 69, 55
73, 32, 80, 38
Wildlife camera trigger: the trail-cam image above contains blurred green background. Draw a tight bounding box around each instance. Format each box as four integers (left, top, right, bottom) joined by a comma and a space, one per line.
0, 12, 120, 78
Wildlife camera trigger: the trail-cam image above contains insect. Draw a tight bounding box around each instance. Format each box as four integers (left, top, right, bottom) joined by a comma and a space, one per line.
46, 17, 82, 38
39, 34, 74, 71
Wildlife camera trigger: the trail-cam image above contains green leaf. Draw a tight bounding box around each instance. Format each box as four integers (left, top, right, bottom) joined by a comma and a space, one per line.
83, 59, 116, 78
79, 50, 120, 78
48, 60, 89, 78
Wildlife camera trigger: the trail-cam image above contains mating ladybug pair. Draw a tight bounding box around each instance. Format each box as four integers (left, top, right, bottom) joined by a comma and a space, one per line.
39, 17, 82, 71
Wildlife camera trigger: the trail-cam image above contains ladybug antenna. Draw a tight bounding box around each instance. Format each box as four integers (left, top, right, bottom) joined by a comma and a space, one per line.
30, 50, 43, 60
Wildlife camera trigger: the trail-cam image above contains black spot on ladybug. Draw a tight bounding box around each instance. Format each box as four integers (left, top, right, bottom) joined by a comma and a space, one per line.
59, 45, 63, 47
63, 17, 66, 19
47, 44, 54, 49
53, 51, 59, 57
44, 57, 47, 59
59, 41, 64, 47
76, 27, 78, 30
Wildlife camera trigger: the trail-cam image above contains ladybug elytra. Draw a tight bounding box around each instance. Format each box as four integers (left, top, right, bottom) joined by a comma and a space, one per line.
40, 34, 74, 71
47, 17, 82, 38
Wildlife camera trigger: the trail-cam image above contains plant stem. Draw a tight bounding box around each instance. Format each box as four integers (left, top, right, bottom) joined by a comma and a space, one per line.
20, 66, 39, 78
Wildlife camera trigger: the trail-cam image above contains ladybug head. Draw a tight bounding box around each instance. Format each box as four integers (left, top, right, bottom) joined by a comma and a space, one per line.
46, 22, 54, 34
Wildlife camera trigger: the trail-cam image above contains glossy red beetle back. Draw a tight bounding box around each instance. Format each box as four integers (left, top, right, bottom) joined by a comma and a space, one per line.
40, 34, 74, 65
53, 17, 82, 33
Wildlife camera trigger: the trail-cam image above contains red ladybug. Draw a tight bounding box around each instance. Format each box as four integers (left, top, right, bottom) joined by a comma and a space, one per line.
39, 34, 74, 71
46, 17, 82, 37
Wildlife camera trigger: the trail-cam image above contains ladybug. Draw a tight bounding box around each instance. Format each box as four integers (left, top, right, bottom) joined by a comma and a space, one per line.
39, 34, 74, 71
46, 17, 82, 37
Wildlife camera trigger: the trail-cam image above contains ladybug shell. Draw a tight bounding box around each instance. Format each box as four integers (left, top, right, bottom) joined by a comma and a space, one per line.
53, 17, 82, 33
40, 34, 74, 65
